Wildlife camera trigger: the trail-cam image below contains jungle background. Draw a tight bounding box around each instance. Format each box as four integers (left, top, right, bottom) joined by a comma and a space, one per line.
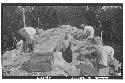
1, 4, 123, 63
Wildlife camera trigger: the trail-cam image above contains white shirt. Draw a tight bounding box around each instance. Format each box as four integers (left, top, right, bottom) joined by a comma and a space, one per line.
16, 40, 23, 47
84, 26, 94, 38
23, 27, 36, 39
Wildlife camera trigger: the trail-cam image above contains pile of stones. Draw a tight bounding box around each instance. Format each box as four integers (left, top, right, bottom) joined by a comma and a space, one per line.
2, 25, 121, 76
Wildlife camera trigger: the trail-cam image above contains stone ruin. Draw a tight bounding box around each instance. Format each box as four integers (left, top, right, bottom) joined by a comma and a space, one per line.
2, 25, 121, 76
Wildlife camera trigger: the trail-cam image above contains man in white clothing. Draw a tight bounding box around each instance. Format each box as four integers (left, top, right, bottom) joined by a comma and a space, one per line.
19, 27, 36, 52
83, 26, 94, 38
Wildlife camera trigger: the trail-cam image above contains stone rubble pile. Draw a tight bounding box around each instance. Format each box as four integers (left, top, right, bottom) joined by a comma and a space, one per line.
2, 25, 121, 76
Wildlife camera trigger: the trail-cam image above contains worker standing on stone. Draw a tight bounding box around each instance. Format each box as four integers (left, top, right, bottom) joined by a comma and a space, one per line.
83, 26, 95, 39
62, 32, 73, 63
19, 27, 36, 52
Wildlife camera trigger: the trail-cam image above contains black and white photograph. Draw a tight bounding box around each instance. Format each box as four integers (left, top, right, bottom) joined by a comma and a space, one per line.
1, 3, 123, 79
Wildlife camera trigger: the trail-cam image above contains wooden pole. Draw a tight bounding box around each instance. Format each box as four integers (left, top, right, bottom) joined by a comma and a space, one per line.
38, 17, 39, 28
101, 31, 103, 43
23, 8, 26, 28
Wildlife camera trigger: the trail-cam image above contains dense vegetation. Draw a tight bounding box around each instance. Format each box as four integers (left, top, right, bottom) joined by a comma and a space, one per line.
1, 5, 123, 62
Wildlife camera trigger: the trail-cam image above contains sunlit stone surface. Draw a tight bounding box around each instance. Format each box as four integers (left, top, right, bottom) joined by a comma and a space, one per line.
2, 25, 121, 76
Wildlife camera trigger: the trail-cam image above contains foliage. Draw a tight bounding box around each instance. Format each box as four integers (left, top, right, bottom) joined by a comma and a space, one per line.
2, 5, 123, 51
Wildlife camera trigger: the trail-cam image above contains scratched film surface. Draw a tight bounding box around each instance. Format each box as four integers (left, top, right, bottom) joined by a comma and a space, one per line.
1, 4, 123, 78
